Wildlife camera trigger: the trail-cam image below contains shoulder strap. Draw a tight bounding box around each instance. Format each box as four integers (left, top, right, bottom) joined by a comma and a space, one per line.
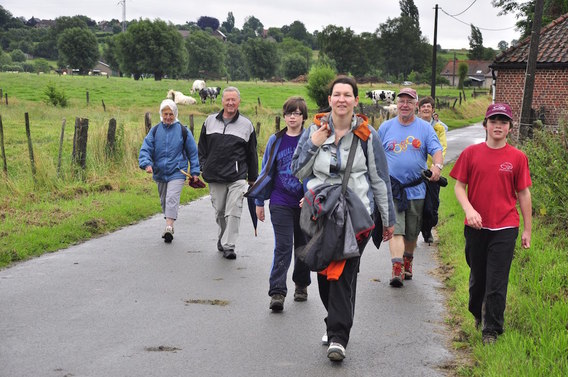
342, 134, 360, 195
151, 124, 188, 159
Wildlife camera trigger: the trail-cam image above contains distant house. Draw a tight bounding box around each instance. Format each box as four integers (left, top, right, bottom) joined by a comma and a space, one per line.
92, 61, 115, 76
440, 60, 492, 88
490, 13, 568, 134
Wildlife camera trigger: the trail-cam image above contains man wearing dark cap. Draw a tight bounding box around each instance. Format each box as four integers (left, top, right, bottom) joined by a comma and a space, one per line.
450, 103, 532, 345
378, 88, 444, 287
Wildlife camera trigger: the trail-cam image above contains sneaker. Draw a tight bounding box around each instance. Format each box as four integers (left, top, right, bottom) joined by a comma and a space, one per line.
217, 239, 223, 252
162, 226, 174, 243
321, 333, 329, 346
269, 294, 285, 312
389, 262, 404, 287
403, 255, 413, 280
223, 249, 236, 260
327, 342, 345, 361
482, 332, 497, 345
294, 285, 308, 302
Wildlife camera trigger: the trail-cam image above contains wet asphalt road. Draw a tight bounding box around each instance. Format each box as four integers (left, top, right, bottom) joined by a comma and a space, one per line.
0, 123, 485, 377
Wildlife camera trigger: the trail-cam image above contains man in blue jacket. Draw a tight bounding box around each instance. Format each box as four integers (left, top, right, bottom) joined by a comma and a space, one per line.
198, 87, 258, 259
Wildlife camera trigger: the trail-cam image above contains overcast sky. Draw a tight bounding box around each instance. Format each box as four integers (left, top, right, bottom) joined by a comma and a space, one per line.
2, 0, 522, 49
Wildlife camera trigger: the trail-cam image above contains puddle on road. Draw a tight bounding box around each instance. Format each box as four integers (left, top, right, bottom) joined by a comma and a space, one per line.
144, 346, 181, 352
184, 299, 229, 306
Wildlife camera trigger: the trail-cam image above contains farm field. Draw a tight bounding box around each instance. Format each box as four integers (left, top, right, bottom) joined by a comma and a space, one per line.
0, 72, 489, 267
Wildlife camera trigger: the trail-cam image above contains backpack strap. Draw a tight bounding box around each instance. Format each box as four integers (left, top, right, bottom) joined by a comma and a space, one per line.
151, 124, 188, 160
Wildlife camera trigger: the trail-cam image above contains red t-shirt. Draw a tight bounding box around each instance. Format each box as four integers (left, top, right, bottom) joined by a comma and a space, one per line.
450, 142, 532, 229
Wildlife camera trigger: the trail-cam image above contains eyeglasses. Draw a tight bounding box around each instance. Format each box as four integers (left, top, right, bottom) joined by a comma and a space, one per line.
398, 100, 416, 105
285, 111, 303, 117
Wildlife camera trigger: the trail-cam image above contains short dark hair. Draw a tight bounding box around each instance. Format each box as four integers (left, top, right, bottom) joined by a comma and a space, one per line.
418, 96, 435, 108
328, 76, 358, 98
483, 114, 513, 128
282, 96, 308, 122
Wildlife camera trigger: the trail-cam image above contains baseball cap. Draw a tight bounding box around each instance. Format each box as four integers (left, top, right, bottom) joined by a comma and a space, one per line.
397, 88, 417, 100
485, 103, 513, 120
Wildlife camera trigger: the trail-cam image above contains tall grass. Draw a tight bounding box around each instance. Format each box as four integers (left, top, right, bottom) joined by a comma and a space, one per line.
437, 127, 568, 376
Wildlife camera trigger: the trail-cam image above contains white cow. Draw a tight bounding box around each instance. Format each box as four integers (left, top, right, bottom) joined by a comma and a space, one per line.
191, 80, 206, 94
166, 89, 197, 105
366, 89, 396, 104
381, 104, 398, 120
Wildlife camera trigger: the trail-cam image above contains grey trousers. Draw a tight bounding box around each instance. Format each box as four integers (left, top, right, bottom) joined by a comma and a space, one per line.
208, 180, 248, 251
157, 179, 185, 220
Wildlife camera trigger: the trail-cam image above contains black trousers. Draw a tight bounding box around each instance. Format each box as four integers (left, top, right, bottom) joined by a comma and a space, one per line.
318, 256, 361, 348
464, 226, 518, 335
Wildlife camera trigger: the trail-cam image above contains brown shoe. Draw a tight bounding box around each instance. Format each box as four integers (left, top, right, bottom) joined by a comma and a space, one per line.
294, 285, 308, 302
389, 262, 404, 287
403, 255, 413, 280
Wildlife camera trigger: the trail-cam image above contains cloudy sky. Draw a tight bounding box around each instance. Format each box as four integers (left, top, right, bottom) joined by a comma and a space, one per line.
2, 0, 521, 49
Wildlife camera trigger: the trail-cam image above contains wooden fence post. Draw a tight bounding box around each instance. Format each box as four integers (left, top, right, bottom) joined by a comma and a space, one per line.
106, 118, 117, 156
73, 117, 89, 170
102, 99, 106, 112
189, 115, 194, 136
0, 115, 7, 174
0, 89, 3, 103
257, 97, 261, 107
57, 119, 66, 176
24, 113, 37, 179
275, 116, 281, 132
256, 122, 261, 136
144, 112, 152, 134
5, 93, 8, 105
86, 90, 89, 106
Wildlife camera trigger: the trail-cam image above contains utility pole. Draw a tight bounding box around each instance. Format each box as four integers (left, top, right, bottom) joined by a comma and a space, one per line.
430, 4, 439, 99
519, 0, 544, 141
452, 52, 457, 86
118, 0, 127, 32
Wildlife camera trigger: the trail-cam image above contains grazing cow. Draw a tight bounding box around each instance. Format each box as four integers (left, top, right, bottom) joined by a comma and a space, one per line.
166, 89, 197, 105
366, 89, 396, 104
191, 80, 206, 94
199, 87, 221, 104
381, 104, 398, 120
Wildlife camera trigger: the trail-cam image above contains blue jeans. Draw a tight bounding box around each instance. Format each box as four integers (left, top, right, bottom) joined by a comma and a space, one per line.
268, 204, 311, 296
464, 226, 518, 335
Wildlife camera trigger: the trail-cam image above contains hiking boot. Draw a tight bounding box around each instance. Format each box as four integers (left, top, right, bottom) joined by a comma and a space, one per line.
217, 239, 223, 252
223, 249, 236, 260
269, 294, 285, 312
403, 255, 413, 280
294, 285, 308, 302
389, 262, 404, 287
162, 226, 174, 243
327, 342, 346, 361
482, 332, 497, 345
321, 333, 329, 346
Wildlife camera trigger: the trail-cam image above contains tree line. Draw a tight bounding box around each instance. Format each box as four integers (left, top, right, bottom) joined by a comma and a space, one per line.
1, 1, 565, 82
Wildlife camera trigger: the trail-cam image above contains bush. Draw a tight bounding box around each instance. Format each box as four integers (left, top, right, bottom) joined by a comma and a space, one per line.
521, 125, 568, 230
10, 49, 27, 63
1, 64, 23, 72
43, 84, 68, 107
306, 64, 336, 110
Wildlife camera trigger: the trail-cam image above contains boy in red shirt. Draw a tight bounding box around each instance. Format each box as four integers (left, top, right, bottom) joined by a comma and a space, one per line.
450, 103, 532, 345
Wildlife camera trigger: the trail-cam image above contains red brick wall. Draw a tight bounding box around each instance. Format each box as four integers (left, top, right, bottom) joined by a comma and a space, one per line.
495, 68, 568, 140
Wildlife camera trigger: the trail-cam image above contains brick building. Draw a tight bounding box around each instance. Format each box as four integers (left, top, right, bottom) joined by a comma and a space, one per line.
490, 13, 568, 135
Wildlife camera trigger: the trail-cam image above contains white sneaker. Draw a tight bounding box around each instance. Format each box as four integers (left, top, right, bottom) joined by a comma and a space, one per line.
327, 342, 345, 361
321, 333, 328, 345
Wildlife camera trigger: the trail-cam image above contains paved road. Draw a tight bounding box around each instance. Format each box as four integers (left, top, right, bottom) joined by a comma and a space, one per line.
0, 124, 485, 377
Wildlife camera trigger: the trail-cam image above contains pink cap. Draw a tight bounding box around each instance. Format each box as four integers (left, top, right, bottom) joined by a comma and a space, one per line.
397, 88, 417, 99
485, 103, 513, 120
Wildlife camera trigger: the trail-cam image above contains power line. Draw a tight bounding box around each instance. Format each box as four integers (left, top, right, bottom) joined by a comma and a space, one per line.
440, 8, 517, 31
446, 0, 477, 17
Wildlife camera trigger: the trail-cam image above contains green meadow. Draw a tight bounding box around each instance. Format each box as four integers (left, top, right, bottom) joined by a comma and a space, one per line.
2, 72, 565, 375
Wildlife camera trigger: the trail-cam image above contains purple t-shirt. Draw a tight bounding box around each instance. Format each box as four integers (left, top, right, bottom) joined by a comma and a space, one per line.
270, 133, 303, 207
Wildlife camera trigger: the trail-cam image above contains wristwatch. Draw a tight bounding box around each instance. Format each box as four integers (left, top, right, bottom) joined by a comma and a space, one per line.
434, 163, 444, 170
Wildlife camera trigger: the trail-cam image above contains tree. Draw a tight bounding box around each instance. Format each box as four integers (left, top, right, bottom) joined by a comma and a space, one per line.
468, 25, 484, 60
400, 0, 420, 27
306, 64, 336, 110
243, 16, 264, 36
226, 42, 249, 80
186, 30, 225, 78
498, 40, 509, 51
492, 0, 568, 39
457, 62, 469, 89
115, 19, 187, 80
57, 27, 99, 74
0, 6, 13, 30
243, 38, 277, 80
282, 53, 307, 79
10, 48, 26, 62
197, 16, 220, 31
286, 21, 308, 42
221, 12, 235, 33
317, 25, 357, 74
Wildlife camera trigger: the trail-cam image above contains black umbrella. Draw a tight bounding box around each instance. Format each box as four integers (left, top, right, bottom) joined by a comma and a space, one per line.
247, 195, 258, 237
